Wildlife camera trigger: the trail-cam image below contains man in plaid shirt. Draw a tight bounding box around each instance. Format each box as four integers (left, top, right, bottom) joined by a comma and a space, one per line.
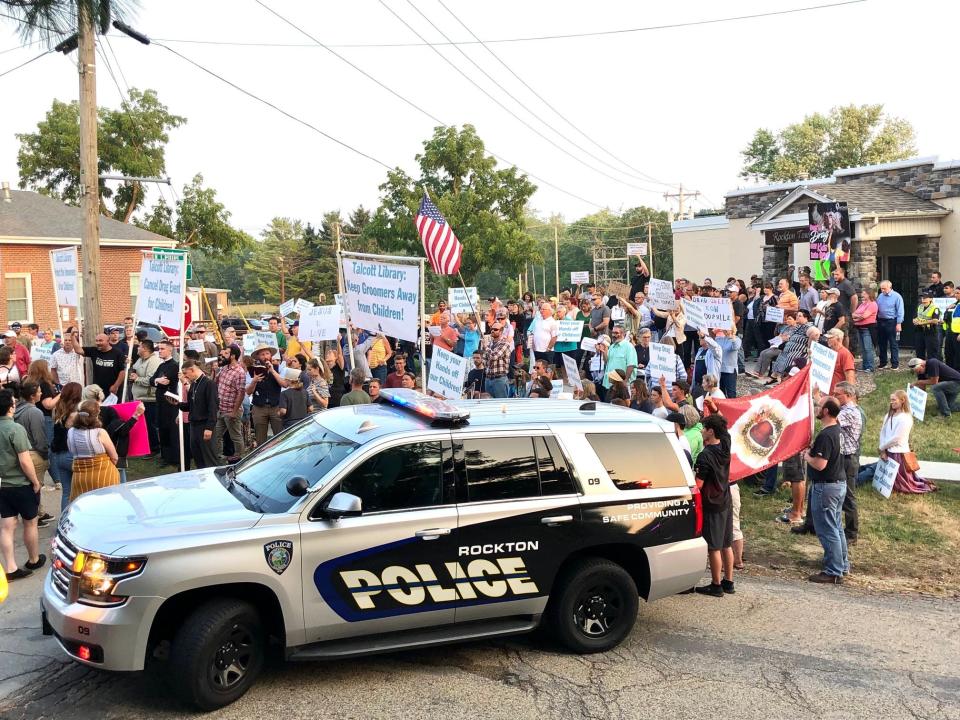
835, 382, 864, 545
482, 323, 512, 398
214, 345, 247, 462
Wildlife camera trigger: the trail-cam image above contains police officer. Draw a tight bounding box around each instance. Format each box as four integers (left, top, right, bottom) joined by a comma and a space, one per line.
941, 283, 959, 370
913, 291, 941, 362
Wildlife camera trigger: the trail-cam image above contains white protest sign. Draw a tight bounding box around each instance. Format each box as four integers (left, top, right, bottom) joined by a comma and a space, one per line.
687, 296, 734, 330
428, 325, 442, 337
299, 305, 340, 342
908, 384, 927, 422
294, 298, 314, 315
550, 379, 563, 398
562, 354, 583, 391
342, 258, 420, 342
30, 342, 55, 363
427, 346, 468, 399
580, 337, 597, 352
765, 306, 785, 324
135, 251, 187, 332
557, 320, 584, 343
255, 330, 279, 349
187, 340, 206, 353
242, 333, 257, 356
334, 293, 347, 326
931, 298, 954, 316
682, 298, 707, 331
50, 247, 79, 307
648, 278, 676, 311
279, 299, 297, 318
570, 271, 590, 285
648, 342, 677, 385
448, 286, 478, 314
872, 457, 900, 499
809, 341, 837, 394
626, 242, 647, 257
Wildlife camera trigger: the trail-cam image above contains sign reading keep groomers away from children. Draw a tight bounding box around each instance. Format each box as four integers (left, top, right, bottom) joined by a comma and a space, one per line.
342, 258, 420, 342
427, 347, 468, 399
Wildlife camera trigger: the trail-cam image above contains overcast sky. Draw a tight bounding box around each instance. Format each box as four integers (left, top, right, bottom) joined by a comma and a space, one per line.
1, 0, 956, 237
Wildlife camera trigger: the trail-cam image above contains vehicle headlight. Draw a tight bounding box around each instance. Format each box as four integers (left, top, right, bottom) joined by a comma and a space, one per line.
74, 551, 147, 606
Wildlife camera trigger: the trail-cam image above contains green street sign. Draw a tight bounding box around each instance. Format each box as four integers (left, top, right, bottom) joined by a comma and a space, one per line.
152, 247, 192, 280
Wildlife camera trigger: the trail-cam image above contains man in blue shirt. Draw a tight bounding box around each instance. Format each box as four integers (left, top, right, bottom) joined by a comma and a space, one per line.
876, 280, 904, 369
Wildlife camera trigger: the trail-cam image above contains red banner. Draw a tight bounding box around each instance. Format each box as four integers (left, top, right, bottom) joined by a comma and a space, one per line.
708, 367, 813, 481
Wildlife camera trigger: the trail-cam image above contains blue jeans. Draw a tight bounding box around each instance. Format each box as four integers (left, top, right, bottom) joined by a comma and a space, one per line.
857, 327, 875, 371
857, 462, 876, 487
811, 482, 849, 577
371, 365, 388, 384
50, 451, 74, 512
485, 375, 509, 399
877, 318, 899, 368
931, 380, 960, 417
761, 464, 779, 492
720, 372, 737, 399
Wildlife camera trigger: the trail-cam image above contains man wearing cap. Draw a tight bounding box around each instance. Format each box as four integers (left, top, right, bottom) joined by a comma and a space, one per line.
629, 256, 650, 299
3, 331, 30, 378
821, 287, 845, 335
825, 328, 856, 394
599, 326, 637, 397
909, 356, 960, 418
246, 344, 290, 446
913, 292, 942, 362
482, 323, 512, 399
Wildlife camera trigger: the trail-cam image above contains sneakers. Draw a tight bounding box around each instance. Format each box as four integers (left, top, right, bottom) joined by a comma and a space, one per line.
5, 567, 32, 581
694, 583, 724, 597
753, 488, 774, 497
25, 554, 47, 571
721, 579, 735, 594
37, 517, 52, 528
39, 512, 53, 522
791, 525, 813, 535
808, 572, 843, 585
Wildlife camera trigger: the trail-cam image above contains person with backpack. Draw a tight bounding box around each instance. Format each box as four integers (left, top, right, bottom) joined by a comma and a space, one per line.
693, 414, 735, 597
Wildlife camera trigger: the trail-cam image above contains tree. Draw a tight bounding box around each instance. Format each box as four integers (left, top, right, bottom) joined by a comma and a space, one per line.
366, 125, 540, 294
740, 104, 917, 182
174, 174, 247, 252
17, 89, 185, 220
242, 218, 306, 304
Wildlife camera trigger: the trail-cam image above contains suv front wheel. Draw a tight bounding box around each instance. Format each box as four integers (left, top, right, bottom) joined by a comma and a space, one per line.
168, 598, 266, 710
548, 558, 639, 653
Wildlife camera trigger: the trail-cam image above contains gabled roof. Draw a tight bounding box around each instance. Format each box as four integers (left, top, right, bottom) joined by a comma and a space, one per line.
0, 189, 175, 246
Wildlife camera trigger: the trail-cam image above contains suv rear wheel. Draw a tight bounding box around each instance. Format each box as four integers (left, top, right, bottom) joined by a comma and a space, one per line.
547, 558, 639, 653
168, 598, 265, 710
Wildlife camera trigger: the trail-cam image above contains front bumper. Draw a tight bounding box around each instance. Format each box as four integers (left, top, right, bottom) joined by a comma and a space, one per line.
41, 570, 163, 672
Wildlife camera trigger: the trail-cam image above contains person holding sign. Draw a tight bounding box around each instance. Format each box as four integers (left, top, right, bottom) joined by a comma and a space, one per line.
267, 317, 288, 353
531, 302, 559, 363
877, 390, 936, 494
629, 256, 650, 299
908, 356, 960, 418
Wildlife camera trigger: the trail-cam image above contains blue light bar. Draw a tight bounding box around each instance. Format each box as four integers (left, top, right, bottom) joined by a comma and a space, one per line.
380, 388, 470, 423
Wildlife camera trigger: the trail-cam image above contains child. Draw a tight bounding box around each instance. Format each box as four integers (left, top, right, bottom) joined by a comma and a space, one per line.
278, 371, 308, 429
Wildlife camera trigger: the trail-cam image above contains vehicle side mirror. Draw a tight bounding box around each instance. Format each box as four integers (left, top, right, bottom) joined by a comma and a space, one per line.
324, 492, 362, 519
286, 476, 310, 497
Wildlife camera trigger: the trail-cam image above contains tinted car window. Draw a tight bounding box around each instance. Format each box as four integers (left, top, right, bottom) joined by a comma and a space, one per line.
463, 437, 539, 502
586, 433, 688, 490
340, 442, 443, 513
535, 436, 576, 496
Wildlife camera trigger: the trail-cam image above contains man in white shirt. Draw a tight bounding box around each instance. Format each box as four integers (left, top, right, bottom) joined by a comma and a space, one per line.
49, 332, 85, 387
531, 301, 559, 364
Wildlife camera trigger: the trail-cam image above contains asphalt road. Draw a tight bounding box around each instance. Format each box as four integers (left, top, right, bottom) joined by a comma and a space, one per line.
2, 573, 957, 720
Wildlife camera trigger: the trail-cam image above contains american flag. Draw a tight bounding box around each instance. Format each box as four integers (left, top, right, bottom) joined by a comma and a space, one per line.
416, 193, 462, 275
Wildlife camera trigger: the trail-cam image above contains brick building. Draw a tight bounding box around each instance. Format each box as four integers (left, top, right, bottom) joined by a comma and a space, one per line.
0, 186, 176, 332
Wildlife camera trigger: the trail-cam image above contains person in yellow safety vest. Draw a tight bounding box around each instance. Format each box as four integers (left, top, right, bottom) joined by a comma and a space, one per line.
941, 282, 959, 369
912, 292, 941, 362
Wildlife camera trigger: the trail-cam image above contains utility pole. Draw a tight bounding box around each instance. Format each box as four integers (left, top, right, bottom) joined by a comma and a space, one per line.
334, 222, 343, 293
647, 221, 654, 278
553, 224, 560, 299
663, 183, 700, 221
78, 5, 101, 344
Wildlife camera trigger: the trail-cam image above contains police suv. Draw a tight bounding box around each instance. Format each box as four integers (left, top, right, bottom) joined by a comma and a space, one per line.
42, 389, 707, 710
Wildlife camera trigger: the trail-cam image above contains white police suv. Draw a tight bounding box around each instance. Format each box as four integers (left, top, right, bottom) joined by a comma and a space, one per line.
42, 389, 707, 709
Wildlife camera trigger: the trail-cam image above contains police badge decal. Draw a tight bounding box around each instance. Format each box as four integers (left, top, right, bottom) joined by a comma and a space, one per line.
263, 540, 294, 575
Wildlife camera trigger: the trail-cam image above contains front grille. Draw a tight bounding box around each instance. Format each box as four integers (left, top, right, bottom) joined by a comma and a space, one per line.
51, 531, 79, 602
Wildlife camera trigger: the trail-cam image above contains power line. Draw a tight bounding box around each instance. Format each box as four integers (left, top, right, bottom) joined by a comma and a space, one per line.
131, 1, 867, 49
253, 0, 606, 208
96, 43, 125, 102
435, 0, 677, 189
0, 47, 50, 78
103, 34, 130, 93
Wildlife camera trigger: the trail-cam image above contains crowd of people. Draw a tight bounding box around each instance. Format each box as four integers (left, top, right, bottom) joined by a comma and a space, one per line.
0, 259, 953, 588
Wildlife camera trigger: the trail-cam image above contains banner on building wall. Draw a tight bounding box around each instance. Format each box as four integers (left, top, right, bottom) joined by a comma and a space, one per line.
809, 202, 850, 281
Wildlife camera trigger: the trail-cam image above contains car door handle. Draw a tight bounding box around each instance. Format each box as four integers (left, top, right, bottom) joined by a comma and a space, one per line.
415, 528, 452, 540
541, 515, 574, 526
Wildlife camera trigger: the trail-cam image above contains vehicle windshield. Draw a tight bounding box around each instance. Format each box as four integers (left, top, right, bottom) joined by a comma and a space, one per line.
230, 416, 358, 513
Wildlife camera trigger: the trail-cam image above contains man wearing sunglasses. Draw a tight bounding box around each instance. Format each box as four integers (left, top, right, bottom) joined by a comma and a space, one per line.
482, 323, 513, 398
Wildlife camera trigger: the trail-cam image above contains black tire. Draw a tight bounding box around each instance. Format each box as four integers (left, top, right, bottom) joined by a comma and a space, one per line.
167, 598, 265, 711
547, 558, 639, 654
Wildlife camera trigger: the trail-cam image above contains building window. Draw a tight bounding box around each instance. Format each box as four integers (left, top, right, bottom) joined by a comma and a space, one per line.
4, 273, 32, 322
129, 273, 139, 316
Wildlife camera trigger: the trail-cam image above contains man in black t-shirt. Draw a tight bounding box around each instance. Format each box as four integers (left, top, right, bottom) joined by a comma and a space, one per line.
909, 356, 960, 417
78, 333, 127, 397
629, 257, 650, 299
803, 397, 849, 584
693, 414, 734, 597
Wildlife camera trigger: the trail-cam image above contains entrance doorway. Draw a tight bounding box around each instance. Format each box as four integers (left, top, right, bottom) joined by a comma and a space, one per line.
887, 255, 918, 348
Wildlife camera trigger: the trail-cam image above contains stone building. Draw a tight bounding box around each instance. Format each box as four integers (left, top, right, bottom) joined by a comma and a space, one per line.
0, 185, 176, 332
672, 156, 960, 347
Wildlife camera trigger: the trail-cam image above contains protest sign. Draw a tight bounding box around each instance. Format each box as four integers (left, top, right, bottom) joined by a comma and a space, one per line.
580, 337, 597, 352
557, 320, 584, 343
809, 341, 837, 394
931, 298, 954, 316
255, 330, 279, 349
550, 379, 563, 398
562, 354, 583, 391
30, 342, 55, 363
279, 299, 297, 318
334, 293, 347, 326
682, 298, 706, 331
242, 333, 257, 356
448, 286, 478, 315
299, 305, 340, 342
626, 242, 647, 257
607, 280, 632, 299
428, 325, 441, 337
648, 278, 676, 311
427, 346, 468, 399
294, 298, 314, 315
50, 247, 79, 307
872, 457, 899, 499
648, 342, 677, 385
908, 384, 927, 422
570, 271, 590, 285
764, 306, 785, 324
187, 340, 206, 353
684, 297, 733, 330
136, 251, 187, 333
342, 257, 420, 342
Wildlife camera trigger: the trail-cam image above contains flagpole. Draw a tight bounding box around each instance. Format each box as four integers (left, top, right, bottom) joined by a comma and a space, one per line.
420, 258, 427, 391
337, 251, 355, 377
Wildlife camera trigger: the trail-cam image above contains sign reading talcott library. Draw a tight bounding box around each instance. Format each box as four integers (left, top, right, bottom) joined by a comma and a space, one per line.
342, 258, 420, 342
